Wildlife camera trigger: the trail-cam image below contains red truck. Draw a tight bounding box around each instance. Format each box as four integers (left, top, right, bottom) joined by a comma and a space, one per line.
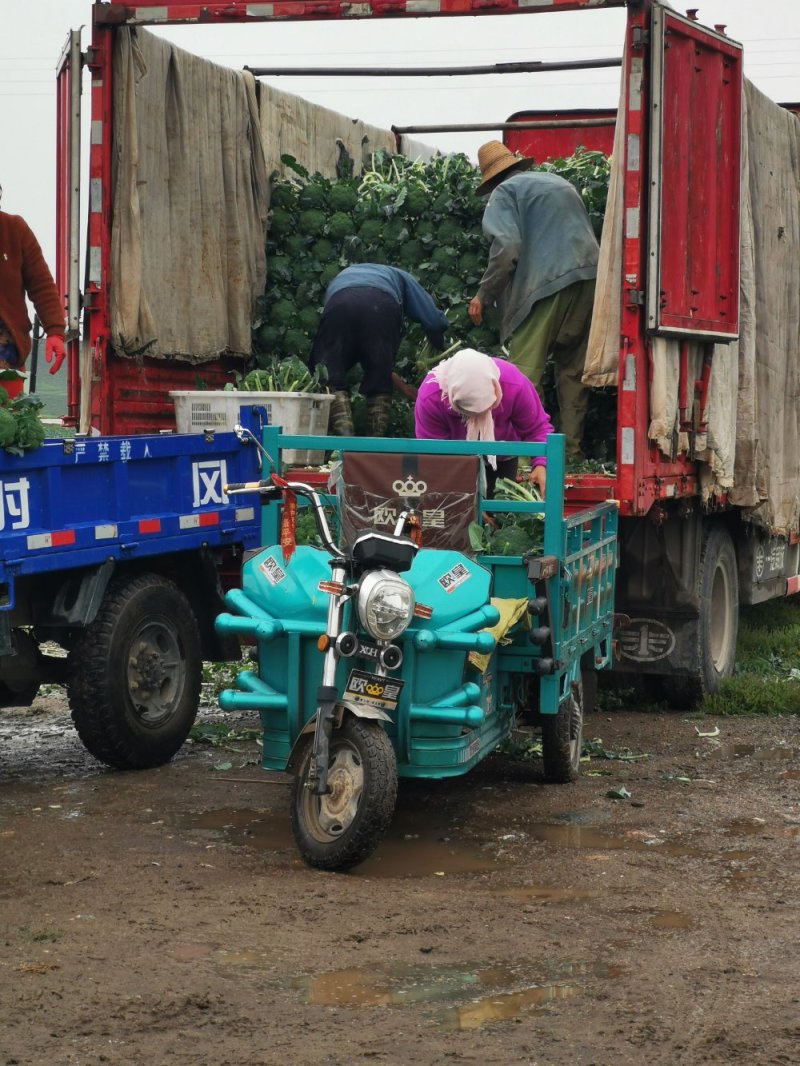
54, 0, 799, 706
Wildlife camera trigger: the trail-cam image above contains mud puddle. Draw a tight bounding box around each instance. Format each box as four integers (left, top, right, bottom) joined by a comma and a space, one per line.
293, 959, 624, 1029
181, 806, 499, 877
707, 744, 798, 762
525, 822, 758, 865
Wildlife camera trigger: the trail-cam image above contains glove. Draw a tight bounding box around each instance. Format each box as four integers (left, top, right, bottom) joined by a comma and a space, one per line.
45, 335, 66, 375
426, 329, 446, 352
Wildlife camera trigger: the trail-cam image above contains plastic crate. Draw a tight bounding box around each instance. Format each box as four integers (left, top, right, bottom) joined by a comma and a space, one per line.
169, 391, 333, 465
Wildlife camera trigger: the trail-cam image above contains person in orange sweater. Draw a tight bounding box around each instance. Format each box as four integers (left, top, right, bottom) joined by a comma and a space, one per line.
0, 185, 65, 400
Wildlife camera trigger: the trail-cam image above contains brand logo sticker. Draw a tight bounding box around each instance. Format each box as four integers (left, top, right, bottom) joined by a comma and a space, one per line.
259, 555, 286, 585
438, 561, 471, 594
618, 618, 675, 662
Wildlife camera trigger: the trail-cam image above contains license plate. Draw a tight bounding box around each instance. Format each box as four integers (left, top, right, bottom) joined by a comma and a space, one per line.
343, 669, 404, 713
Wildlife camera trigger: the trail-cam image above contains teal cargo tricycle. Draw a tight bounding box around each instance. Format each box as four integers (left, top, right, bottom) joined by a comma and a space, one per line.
217, 427, 617, 871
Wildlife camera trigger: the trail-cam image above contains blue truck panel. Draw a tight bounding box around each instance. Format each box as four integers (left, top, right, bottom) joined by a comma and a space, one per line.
0, 428, 262, 606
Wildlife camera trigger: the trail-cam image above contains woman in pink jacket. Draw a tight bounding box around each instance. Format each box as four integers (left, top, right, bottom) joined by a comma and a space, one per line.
414, 348, 553, 496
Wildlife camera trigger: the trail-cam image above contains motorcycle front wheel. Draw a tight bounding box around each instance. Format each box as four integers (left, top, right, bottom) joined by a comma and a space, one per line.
291, 717, 397, 872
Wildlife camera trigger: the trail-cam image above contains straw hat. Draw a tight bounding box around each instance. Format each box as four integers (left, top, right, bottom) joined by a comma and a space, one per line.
475, 140, 533, 196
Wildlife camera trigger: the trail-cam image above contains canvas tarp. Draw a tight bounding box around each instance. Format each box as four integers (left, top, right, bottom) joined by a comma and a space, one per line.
258, 84, 397, 186
257, 83, 438, 189
584, 77, 800, 534
108, 28, 269, 367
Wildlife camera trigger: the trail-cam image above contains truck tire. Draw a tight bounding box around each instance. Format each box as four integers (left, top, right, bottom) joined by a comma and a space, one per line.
0, 679, 40, 708
658, 525, 739, 707
0, 630, 41, 707
541, 676, 583, 784
66, 574, 202, 769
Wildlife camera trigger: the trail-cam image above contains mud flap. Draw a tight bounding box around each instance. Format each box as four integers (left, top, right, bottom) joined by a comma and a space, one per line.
285, 700, 393, 775
614, 611, 700, 677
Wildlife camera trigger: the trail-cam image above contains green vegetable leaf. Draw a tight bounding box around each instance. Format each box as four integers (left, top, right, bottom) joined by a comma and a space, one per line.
605, 786, 632, 800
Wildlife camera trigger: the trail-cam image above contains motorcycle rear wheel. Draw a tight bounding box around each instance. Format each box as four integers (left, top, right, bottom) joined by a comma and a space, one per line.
541, 676, 584, 784
291, 717, 397, 872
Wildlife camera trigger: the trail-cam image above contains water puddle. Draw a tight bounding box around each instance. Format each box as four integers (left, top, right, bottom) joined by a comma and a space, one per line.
650, 910, 692, 930
448, 984, 578, 1029
724, 817, 769, 835
354, 832, 498, 880
525, 823, 760, 868
498, 885, 605, 904
182, 807, 295, 851
294, 959, 623, 1027
172, 943, 271, 968
524, 822, 698, 857
723, 818, 800, 841
709, 744, 798, 762
182, 809, 762, 875
180, 807, 499, 877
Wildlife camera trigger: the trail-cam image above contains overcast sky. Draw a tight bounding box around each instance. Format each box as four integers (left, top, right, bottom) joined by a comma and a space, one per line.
1, 0, 798, 270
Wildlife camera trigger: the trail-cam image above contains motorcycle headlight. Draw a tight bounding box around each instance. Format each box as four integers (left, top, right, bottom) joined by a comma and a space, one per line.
357, 570, 415, 642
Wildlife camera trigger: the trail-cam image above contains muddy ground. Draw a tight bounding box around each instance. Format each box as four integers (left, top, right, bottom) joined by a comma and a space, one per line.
1, 687, 799, 1066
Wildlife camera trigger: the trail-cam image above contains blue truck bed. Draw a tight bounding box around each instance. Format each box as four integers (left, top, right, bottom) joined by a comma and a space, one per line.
0, 428, 262, 605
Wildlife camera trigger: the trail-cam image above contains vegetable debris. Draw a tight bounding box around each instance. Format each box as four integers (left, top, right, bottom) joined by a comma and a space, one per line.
0, 385, 47, 455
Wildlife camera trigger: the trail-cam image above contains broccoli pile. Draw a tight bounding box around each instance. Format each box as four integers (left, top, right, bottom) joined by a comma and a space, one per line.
255, 147, 612, 446
255, 151, 504, 434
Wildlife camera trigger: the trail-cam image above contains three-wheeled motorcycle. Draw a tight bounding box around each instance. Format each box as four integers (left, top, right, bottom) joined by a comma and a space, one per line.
217, 425, 617, 871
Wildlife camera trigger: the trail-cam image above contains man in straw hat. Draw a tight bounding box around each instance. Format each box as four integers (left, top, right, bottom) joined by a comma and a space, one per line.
468, 141, 599, 460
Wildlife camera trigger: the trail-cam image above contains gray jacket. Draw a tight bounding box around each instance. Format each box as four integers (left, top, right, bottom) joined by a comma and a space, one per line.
476, 171, 599, 342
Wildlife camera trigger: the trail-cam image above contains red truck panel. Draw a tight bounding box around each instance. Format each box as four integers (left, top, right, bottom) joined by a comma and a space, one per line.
648, 9, 743, 340
504, 109, 616, 160
100, 356, 242, 436
94, 0, 627, 27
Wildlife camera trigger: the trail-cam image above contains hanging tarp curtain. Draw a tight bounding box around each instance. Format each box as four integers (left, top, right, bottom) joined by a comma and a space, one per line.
109, 28, 269, 365
257, 83, 398, 187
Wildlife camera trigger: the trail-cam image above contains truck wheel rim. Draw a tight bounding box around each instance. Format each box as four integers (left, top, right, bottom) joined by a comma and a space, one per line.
710, 564, 733, 671
303, 743, 363, 841
127, 621, 183, 726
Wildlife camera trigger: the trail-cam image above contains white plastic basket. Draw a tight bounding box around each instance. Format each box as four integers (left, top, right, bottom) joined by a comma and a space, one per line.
169, 390, 333, 465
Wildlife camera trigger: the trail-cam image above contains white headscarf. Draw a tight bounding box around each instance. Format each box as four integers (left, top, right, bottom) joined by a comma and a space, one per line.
431, 348, 503, 468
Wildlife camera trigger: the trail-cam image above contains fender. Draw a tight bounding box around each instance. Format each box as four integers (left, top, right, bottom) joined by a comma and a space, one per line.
285, 700, 392, 775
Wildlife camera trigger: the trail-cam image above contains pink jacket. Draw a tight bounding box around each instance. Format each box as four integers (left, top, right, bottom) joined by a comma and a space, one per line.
414, 357, 554, 466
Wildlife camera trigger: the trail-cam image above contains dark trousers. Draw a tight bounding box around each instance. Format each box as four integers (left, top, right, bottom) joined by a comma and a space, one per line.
310, 286, 402, 397
484, 456, 519, 498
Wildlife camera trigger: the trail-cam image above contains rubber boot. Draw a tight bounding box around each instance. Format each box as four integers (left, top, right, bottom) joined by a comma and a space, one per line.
366, 393, 392, 438
329, 390, 354, 436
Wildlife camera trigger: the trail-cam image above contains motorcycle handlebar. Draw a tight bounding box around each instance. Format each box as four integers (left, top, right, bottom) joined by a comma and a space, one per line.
225, 479, 344, 560
224, 479, 277, 494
